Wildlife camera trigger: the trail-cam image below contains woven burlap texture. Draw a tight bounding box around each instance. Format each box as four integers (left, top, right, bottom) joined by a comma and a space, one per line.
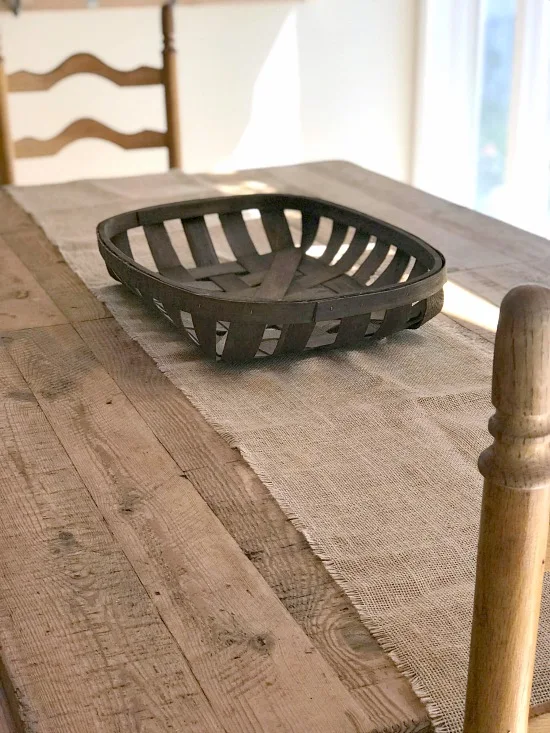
10, 170, 550, 733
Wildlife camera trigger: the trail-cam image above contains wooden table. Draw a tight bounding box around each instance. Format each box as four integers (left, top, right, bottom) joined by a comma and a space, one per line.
0, 0, 285, 11
0, 161, 548, 733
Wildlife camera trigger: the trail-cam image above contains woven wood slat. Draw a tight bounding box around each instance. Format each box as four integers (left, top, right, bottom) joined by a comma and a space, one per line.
219, 212, 258, 260
319, 220, 348, 264
144, 222, 192, 281
373, 250, 412, 288
334, 313, 373, 346
354, 240, 391, 284
288, 233, 370, 293
223, 322, 266, 362
191, 313, 218, 357
239, 252, 273, 277
273, 322, 317, 355
210, 273, 248, 293
260, 209, 295, 252
323, 275, 365, 295
112, 231, 132, 258
188, 262, 245, 279
288, 256, 365, 297
182, 216, 219, 267
331, 230, 371, 273
407, 258, 428, 283
375, 304, 412, 339
256, 248, 303, 300
300, 212, 320, 249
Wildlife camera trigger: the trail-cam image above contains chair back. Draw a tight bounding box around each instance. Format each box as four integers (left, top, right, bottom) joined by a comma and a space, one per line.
0, 3, 181, 184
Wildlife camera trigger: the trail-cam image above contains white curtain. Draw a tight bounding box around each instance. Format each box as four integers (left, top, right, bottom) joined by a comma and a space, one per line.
414, 0, 550, 237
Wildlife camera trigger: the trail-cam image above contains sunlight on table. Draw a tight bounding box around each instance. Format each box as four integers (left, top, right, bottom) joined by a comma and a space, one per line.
443, 281, 499, 333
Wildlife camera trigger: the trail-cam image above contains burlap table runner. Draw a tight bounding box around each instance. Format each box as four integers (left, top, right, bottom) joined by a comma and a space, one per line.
10, 168, 550, 733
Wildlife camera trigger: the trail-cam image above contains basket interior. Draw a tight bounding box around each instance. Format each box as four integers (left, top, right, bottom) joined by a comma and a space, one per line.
122, 208, 425, 295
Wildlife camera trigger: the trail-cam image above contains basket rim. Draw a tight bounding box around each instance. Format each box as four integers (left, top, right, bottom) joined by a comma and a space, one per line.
97, 192, 446, 323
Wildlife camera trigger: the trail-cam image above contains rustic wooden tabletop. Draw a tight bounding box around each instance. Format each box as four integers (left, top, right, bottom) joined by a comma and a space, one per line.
1, 161, 549, 733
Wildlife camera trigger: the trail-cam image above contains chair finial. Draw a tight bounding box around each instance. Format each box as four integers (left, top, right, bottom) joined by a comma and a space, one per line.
464, 284, 550, 733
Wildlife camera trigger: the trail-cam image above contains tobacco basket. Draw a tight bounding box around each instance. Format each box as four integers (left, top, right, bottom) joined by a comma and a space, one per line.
97, 193, 446, 362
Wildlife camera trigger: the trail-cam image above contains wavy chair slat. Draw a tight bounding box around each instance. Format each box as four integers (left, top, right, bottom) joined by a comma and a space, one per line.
8, 53, 162, 93
15, 119, 167, 158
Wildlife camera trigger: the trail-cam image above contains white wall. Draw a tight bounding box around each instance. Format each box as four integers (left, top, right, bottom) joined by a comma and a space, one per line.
1, 0, 416, 185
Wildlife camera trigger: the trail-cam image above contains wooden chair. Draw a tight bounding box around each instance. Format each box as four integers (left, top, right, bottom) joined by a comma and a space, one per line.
0, 3, 181, 184
464, 283, 550, 732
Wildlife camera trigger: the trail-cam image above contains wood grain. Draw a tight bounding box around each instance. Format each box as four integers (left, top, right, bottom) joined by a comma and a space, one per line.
0, 343, 224, 733
4, 321, 386, 733
0, 236, 66, 330
0, 192, 33, 234
0, 227, 108, 322
0, 680, 18, 733
464, 285, 550, 733
531, 713, 550, 731
8, 53, 162, 92
0, 191, 429, 729
74, 316, 429, 732
15, 119, 167, 158
76, 317, 238, 471
310, 160, 550, 265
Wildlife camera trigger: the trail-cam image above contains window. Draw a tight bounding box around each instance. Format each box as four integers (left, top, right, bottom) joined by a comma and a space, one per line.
415, 0, 550, 237
476, 0, 516, 215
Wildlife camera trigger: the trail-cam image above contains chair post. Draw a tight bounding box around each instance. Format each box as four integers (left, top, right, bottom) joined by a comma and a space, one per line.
0, 38, 15, 185
464, 284, 550, 733
161, 2, 182, 170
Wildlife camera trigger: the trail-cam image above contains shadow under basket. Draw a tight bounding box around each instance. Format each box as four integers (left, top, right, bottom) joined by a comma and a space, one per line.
97, 193, 447, 362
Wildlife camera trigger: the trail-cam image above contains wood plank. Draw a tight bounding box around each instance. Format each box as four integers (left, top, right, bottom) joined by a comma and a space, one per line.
530, 713, 550, 731
185, 462, 431, 733
449, 261, 550, 307
0, 236, 66, 330
0, 192, 30, 234
313, 160, 550, 266
76, 318, 237, 471
0, 343, 223, 733
5, 321, 386, 733
0, 679, 18, 733
0, 227, 108, 322
75, 317, 430, 732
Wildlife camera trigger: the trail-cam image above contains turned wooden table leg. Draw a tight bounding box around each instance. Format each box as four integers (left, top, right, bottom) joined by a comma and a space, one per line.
464, 285, 550, 733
